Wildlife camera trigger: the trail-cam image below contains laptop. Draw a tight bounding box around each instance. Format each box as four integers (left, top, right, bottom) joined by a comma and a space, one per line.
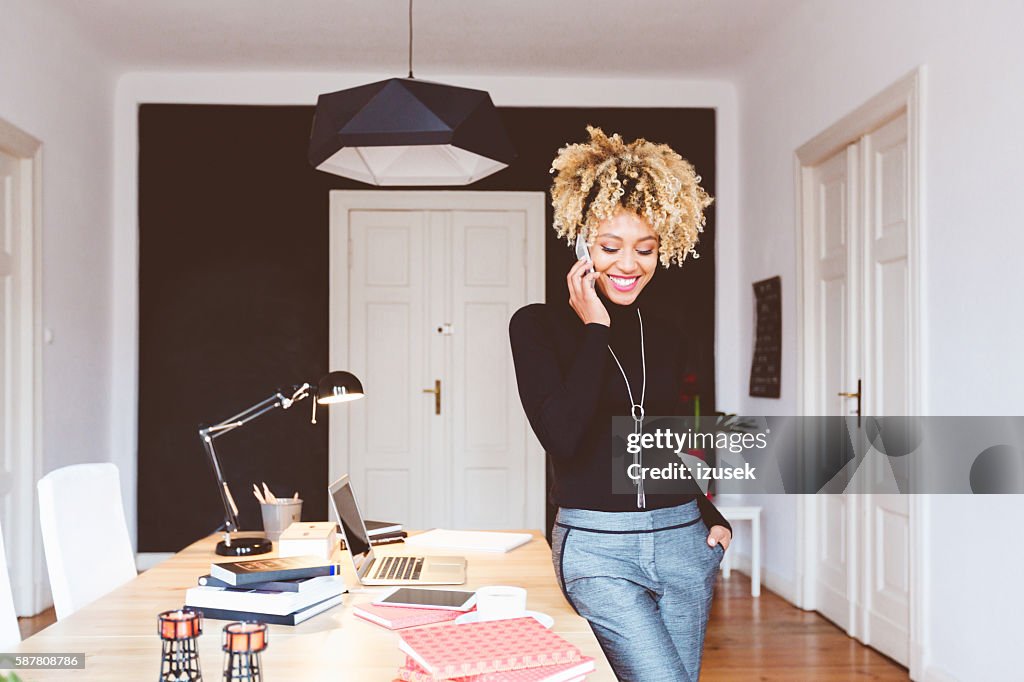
328, 474, 466, 585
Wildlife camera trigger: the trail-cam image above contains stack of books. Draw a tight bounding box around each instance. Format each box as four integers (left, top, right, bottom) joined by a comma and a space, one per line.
394, 617, 595, 681
186, 556, 346, 625
340, 519, 408, 550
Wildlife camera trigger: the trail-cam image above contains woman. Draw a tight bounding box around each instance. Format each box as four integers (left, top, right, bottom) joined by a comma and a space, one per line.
509, 127, 731, 682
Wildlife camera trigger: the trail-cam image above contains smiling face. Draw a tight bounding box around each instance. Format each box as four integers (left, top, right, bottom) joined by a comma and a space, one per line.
589, 208, 659, 306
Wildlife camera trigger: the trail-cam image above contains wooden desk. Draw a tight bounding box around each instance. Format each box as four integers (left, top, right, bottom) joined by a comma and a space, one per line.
11, 532, 614, 680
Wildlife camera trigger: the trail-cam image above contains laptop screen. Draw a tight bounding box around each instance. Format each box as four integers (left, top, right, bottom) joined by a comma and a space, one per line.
328, 475, 373, 573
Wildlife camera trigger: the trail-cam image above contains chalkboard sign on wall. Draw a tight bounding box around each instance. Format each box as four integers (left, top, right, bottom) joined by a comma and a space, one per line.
749, 276, 781, 398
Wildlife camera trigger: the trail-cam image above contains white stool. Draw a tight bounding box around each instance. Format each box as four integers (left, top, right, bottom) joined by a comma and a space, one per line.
717, 505, 762, 597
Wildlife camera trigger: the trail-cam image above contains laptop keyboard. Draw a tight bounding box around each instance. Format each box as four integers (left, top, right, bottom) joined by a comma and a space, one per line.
372, 556, 424, 581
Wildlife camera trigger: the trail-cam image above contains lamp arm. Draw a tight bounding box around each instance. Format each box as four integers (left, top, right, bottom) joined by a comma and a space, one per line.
197, 383, 314, 537
199, 435, 240, 534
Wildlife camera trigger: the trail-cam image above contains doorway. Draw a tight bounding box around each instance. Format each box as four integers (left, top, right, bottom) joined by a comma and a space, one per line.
795, 69, 926, 675
328, 191, 547, 531
0, 116, 43, 616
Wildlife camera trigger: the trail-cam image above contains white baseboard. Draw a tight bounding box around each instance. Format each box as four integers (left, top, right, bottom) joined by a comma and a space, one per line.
921, 664, 959, 682
910, 641, 926, 681
720, 552, 800, 605
136, 552, 173, 571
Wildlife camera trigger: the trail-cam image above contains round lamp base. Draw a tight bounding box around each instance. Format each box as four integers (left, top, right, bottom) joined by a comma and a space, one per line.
215, 535, 273, 557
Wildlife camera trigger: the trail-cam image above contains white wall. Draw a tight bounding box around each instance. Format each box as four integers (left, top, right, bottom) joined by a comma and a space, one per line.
0, 3, 115, 480
731, 1, 1024, 680
111, 71, 743, 548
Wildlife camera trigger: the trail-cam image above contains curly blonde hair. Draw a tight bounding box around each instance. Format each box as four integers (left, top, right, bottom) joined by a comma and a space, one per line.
549, 126, 713, 266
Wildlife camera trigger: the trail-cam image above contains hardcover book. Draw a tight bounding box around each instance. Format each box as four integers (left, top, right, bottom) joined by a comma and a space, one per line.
353, 602, 468, 630
197, 573, 333, 593
186, 576, 345, 616
191, 593, 344, 626
397, 654, 594, 681
340, 530, 408, 551
398, 617, 582, 679
209, 555, 342, 586
365, 519, 403, 536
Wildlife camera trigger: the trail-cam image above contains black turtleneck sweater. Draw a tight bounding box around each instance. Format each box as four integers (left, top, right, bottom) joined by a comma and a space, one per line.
508, 290, 731, 533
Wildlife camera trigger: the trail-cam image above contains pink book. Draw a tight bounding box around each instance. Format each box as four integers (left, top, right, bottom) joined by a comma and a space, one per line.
398, 617, 582, 679
397, 655, 595, 682
354, 602, 469, 630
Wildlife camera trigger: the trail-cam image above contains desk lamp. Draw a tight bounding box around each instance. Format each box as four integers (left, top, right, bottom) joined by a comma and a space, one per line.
198, 371, 364, 556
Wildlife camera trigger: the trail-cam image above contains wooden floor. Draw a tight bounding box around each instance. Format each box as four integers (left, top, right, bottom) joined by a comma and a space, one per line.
18, 573, 909, 680
703, 572, 910, 681
17, 606, 55, 640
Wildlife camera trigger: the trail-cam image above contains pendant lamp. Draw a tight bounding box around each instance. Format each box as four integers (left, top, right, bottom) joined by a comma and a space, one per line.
308, 1, 516, 186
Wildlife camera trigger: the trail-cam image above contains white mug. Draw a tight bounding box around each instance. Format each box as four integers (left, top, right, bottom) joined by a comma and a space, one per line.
475, 585, 528, 622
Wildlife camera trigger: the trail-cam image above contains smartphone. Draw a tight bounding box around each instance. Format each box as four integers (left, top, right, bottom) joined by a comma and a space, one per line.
372, 587, 477, 611
574, 231, 594, 277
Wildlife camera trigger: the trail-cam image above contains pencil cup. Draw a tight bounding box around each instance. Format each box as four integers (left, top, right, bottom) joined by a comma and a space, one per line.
260, 499, 302, 542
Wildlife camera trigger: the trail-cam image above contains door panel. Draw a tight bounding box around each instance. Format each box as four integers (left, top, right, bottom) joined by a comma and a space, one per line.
348, 210, 429, 526
862, 114, 911, 665
811, 145, 856, 631
449, 211, 528, 529
0, 152, 16, 612
0, 149, 31, 616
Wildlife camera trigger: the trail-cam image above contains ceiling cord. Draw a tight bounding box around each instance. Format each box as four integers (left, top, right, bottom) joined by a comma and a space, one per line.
408, 0, 414, 78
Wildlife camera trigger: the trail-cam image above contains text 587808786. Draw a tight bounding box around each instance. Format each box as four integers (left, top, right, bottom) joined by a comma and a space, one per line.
0, 653, 85, 669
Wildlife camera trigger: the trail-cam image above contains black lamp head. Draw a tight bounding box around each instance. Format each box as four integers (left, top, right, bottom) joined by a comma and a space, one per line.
316, 371, 365, 404
308, 77, 516, 186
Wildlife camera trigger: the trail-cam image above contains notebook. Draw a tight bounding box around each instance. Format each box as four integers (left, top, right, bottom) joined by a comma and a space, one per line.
353, 602, 469, 630
397, 656, 594, 682
404, 530, 532, 554
398, 617, 582, 679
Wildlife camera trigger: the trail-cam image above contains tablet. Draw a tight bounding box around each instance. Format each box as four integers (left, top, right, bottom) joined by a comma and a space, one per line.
373, 587, 477, 611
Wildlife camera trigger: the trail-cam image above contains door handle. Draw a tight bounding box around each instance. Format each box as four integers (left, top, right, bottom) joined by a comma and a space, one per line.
422, 380, 441, 415
838, 378, 862, 426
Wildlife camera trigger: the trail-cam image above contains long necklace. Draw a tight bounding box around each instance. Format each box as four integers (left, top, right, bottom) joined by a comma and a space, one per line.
607, 308, 647, 509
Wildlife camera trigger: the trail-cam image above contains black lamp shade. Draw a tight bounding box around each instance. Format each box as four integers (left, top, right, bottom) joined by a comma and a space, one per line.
317, 371, 365, 404
308, 77, 516, 186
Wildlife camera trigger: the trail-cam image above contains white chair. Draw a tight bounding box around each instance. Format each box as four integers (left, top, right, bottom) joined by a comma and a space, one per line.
37, 463, 137, 620
0, 520, 21, 648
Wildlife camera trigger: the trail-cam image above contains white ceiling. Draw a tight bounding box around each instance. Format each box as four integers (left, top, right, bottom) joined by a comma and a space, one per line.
46, 0, 807, 77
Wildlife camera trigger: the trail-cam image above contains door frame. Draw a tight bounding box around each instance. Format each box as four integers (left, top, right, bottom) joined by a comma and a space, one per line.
793, 67, 926, 678
0, 116, 44, 616
328, 190, 547, 530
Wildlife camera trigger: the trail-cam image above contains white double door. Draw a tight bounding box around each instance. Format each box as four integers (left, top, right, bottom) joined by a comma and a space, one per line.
0, 142, 40, 616
329, 192, 546, 532
803, 113, 916, 665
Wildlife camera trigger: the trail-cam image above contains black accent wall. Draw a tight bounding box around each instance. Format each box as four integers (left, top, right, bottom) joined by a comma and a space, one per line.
138, 104, 716, 551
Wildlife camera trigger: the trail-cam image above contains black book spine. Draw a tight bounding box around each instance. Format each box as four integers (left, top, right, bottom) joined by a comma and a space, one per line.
198, 575, 302, 592
339, 532, 407, 551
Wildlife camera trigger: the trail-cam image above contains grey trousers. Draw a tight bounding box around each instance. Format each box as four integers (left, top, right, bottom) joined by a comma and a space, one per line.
551, 500, 724, 682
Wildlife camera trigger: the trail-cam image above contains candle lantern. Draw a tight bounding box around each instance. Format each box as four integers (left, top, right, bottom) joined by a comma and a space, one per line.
157, 608, 204, 681
222, 621, 268, 681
